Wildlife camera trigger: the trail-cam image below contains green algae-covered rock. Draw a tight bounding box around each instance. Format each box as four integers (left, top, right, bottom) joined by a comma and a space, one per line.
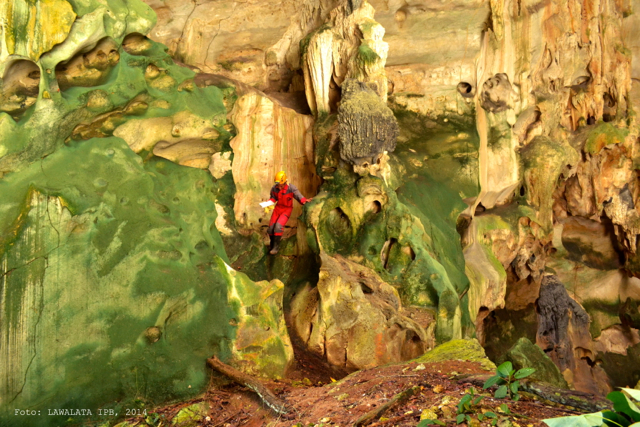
583, 122, 629, 155
0, 0, 76, 62
0, 139, 235, 425
520, 136, 578, 232
414, 339, 496, 372
171, 402, 208, 427
303, 109, 474, 347
506, 338, 569, 389
221, 260, 294, 378
0, 1, 273, 426
303, 173, 465, 344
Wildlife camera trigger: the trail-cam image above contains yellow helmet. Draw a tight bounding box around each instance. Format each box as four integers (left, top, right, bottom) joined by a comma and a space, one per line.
274, 171, 287, 184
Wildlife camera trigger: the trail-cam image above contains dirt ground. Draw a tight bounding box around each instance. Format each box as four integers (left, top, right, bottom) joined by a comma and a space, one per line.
121, 357, 588, 427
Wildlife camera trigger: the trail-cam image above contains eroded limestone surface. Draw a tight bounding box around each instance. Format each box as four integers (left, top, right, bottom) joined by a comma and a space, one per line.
290, 252, 432, 370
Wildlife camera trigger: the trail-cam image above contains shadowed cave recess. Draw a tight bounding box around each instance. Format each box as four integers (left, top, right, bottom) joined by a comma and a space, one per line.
1, 0, 640, 425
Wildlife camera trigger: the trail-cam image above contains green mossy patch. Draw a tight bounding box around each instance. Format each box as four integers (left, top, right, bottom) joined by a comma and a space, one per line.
171, 402, 208, 427
414, 339, 496, 372
583, 122, 628, 154
357, 43, 380, 66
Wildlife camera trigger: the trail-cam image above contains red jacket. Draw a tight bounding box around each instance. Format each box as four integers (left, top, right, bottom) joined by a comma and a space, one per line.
269, 184, 307, 208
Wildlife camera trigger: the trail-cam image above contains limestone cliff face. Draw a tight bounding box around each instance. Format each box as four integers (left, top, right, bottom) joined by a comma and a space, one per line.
465, 0, 640, 394
0, 1, 294, 424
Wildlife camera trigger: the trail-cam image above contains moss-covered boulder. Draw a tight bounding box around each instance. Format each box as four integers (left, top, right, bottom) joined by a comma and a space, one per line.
414, 339, 496, 372
506, 338, 569, 389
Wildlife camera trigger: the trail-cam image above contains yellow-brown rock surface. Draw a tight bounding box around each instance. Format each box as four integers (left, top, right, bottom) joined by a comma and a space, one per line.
303, 1, 389, 116
0, 0, 76, 62
290, 252, 432, 371
229, 91, 319, 235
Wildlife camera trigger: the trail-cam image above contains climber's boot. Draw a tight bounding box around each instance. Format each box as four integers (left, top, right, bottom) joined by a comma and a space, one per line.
268, 234, 275, 251
269, 236, 282, 255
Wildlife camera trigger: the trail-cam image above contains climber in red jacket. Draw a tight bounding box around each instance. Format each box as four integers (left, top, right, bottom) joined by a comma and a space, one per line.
265, 171, 312, 255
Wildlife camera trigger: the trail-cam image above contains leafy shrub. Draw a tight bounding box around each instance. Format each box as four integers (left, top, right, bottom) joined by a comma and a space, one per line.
457, 387, 498, 425
543, 388, 640, 427
483, 361, 536, 401
418, 387, 498, 426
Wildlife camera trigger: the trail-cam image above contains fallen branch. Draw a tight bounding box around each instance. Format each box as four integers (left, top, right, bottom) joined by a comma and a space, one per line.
206, 355, 290, 415
354, 385, 421, 426
456, 374, 611, 412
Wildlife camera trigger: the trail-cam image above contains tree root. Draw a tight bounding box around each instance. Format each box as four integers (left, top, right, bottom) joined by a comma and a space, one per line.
354, 385, 421, 426
206, 355, 290, 415
456, 374, 612, 412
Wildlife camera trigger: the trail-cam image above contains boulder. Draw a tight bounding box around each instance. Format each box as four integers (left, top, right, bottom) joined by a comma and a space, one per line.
506, 337, 569, 389
414, 339, 496, 372
221, 261, 294, 378
290, 252, 432, 371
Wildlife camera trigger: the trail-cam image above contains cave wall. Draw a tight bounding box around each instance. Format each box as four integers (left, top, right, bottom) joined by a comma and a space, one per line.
2, 0, 640, 424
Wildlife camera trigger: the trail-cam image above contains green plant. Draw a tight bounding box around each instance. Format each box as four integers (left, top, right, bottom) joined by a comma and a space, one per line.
417, 418, 445, 426
457, 387, 499, 425
418, 390, 510, 426
483, 361, 536, 401
455, 387, 484, 424
499, 403, 511, 415
543, 388, 640, 427
477, 410, 499, 425
143, 412, 166, 426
